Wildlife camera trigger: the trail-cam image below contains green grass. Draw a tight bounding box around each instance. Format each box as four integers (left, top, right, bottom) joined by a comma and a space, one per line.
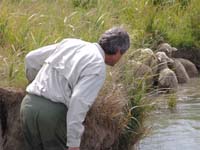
0, 0, 199, 86
167, 94, 177, 109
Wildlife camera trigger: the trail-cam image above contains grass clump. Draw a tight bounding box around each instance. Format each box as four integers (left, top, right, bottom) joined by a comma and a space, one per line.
167, 94, 177, 109
112, 56, 153, 149
1, 0, 200, 86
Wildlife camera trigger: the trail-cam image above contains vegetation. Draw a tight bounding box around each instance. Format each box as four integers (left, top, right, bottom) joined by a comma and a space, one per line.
167, 93, 177, 109
0, 0, 199, 149
0, 0, 200, 87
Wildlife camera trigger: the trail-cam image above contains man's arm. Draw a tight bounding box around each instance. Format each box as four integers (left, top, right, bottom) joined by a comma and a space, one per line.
66, 66, 106, 148
25, 43, 58, 82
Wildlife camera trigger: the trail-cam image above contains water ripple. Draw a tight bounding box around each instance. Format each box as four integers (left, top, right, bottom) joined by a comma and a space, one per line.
138, 78, 200, 150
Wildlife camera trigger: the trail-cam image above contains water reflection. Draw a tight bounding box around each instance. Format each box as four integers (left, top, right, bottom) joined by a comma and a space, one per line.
138, 78, 200, 150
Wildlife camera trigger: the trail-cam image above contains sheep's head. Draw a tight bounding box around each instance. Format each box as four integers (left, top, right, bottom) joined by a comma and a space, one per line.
157, 43, 177, 57
156, 52, 173, 63
136, 48, 155, 62
140, 48, 154, 56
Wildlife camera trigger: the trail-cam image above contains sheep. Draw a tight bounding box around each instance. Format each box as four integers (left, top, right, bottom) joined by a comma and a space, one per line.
139, 48, 155, 65
176, 58, 199, 78
133, 48, 157, 68
155, 52, 178, 92
156, 43, 190, 83
157, 43, 177, 57
119, 59, 154, 91
132, 60, 154, 86
169, 58, 190, 84
130, 48, 158, 84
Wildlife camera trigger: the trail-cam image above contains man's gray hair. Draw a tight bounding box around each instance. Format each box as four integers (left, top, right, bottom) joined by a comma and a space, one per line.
98, 27, 130, 55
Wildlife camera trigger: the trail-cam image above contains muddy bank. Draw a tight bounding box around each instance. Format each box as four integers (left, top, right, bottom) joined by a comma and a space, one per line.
0, 88, 25, 150
0, 87, 128, 150
172, 47, 200, 71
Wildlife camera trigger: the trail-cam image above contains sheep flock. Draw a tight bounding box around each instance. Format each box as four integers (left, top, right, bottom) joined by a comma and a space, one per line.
127, 43, 199, 93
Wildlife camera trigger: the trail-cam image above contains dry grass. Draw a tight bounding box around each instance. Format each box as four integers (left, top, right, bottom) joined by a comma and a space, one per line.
80, 58, 153, 149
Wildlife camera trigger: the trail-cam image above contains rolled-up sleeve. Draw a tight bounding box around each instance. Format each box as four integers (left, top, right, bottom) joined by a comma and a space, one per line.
25, 43, 58, 82
66, 67, 106, 147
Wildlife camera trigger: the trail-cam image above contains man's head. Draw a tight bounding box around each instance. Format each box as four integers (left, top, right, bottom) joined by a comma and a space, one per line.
98, 27, 130, 66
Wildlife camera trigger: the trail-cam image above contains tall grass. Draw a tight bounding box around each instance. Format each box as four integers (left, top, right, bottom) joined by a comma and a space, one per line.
0, 0, 199, 86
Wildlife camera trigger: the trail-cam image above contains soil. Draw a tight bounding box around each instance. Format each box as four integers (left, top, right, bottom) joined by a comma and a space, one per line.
0, 87, 125, 150
0, 87, 25, 150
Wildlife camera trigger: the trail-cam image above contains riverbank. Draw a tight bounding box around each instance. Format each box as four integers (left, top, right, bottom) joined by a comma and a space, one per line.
0, 77, 148, 150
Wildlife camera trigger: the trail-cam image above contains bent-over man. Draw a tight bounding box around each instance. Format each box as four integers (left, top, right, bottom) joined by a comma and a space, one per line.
20, 27, 130, 150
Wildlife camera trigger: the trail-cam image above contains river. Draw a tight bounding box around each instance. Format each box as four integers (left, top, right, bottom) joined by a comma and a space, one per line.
137, 78, 200, 150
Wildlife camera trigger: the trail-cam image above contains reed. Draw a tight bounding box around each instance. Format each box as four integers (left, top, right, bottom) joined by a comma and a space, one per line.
167, 93, 177, 109
0, 0, 199, 86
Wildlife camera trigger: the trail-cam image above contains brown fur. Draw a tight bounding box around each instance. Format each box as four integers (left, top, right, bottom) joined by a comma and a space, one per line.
176, 58, 199, 78
169, 59, 190, 84
157, 43, 177, 58
133, 48, 158, 74
156, 52, 178, 92
130, 60, 154, 90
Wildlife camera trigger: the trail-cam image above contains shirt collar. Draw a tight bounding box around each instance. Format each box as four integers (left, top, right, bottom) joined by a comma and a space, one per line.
94, 43, 105, 59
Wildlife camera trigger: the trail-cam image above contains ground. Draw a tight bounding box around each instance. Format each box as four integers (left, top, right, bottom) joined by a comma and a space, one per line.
0, 87, 25, 150
0, 87, 126, 150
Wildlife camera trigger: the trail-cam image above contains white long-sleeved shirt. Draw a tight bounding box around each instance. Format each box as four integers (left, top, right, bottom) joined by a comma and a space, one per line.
25, 38, 106, 147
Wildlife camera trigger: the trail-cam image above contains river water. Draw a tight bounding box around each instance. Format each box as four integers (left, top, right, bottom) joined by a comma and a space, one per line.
137, 78, 200, 150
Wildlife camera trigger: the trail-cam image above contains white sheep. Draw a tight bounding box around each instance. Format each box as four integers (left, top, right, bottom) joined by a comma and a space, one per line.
121, 60, 154, 90
132, 48, 158, 78
132, 60, 154, 87
156, 52, 178, 92
134, 48, 157, 67
156, 43, 190, 83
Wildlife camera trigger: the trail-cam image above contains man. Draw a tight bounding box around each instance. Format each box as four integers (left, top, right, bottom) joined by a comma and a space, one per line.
20, 27, 130, 150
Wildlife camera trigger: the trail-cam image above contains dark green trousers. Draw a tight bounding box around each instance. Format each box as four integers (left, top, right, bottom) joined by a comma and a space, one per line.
20, 94, 68, 150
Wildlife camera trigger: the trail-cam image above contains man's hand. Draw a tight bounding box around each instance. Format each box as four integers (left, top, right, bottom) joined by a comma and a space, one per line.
68, 147, 79, 150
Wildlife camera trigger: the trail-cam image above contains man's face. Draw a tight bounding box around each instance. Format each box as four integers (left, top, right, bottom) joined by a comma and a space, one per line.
105, 50, 123, 66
